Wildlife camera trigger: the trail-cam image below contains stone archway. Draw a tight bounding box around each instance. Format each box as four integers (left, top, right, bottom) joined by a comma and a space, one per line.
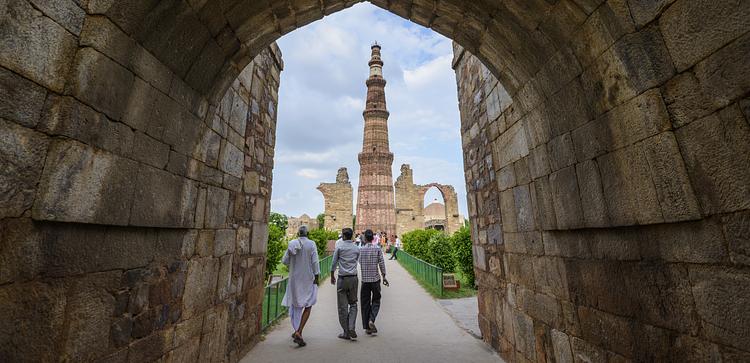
417, 183, 461, 234
1, 1, 749, 362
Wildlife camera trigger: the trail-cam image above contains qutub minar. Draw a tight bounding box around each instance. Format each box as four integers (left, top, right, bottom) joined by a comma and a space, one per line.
354, 43, 397, 236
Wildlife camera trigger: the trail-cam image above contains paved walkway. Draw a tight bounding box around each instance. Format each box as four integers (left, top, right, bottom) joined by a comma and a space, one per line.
241, 259, 502, 363
438, 297, 482, 338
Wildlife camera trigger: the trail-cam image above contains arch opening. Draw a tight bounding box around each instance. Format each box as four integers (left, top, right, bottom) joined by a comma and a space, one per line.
1, 0, 749, 362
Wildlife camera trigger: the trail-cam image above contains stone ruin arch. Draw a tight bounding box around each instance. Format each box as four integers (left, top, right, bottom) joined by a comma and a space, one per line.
417, 182, 462, 234
317, 167, 354, 233
1, 0, 748, 362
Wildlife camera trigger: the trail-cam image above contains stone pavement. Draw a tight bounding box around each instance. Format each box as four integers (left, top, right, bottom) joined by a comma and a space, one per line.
241, 259, 503, 363
437, 297, 482, 339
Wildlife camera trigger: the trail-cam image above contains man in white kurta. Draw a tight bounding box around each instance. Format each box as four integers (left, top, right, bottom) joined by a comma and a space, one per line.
281, 226, 320, 347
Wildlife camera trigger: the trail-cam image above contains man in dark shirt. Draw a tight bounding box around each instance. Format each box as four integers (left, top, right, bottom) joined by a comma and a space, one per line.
358, 229, 389, 335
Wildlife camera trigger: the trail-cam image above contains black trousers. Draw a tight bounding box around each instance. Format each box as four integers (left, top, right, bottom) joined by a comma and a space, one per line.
360, 281, 382, 329
390, 247, 398, 259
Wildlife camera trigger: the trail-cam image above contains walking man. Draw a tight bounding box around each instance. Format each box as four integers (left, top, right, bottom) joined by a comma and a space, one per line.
281, 225, 320, 347
359, 229, 389, 335
330, 228, 360, 340
389, 234, 401, 260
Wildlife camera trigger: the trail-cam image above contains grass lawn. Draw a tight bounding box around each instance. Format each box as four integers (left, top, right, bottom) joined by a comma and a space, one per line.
261, 285, 287, 329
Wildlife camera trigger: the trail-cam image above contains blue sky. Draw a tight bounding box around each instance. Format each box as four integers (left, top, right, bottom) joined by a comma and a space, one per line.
270, 2, 466, 218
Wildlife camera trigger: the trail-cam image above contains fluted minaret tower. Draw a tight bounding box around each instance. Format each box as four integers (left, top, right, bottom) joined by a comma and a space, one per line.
355, 43, 396, 236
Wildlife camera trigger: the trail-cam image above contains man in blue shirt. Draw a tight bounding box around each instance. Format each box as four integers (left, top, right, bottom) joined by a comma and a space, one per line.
330, 228, 360, 340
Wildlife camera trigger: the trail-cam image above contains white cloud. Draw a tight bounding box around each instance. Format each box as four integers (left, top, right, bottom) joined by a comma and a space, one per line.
403, 55, 453, 89
296, 168, 327, 179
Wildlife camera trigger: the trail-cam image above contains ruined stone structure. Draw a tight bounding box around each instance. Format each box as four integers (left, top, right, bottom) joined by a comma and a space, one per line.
394, 164, 462, 235
285, 214, 319, 238
355, 44, 397, 236
317, 167, 353, 232
1, 1, 748, 362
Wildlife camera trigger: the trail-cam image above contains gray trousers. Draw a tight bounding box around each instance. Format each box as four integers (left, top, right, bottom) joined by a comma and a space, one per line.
336, 275, 358, 332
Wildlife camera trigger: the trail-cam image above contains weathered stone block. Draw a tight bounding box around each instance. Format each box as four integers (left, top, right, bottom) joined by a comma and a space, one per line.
250, 222, 268, 255
493, 121, 529, 170
549, 166, 584, 229
196, 230, 215, 257
0, 119, 50, 219
229, 92, 249, 134
0, 66, 46, 127
499, 189, 517, 233
575, 160, 610, 227
578, 306, 633, 357
33, 139, 137, 225
183, 257, 219, 319
39, 95, 134, 156
662, 72, 717, 128
219, 140, 244, 178
214, 229, 236, 257
0, 218, 42, 284
205, 186, 230, 228
130, 165, 197, 228
62, 272, 119, 361
216, 254, 234, 301
511, 310, 536, 361
659, 0, 750, 71
641, 132, 701, 222
513, 185, 535, 232
497, 165, 516, 191
527, 145, 551, 180
689, 266, 750, 350
195, 127, 221, 167
130, 131, 170, 169
166, 151, 189, 176
551, 329, 574, 363
627, 0, 675, 27
0, 281, 66, 361
547, 133, 576, 172
0, 0, 77, 92
530, 176, 557, 231
597, 144, 663, 226
675, 105, 750, 215
29, 0, 85, 35
721, 211, 750, 266
70, 47, 136, 121
236, 226, 251, 255
612, 24, 675, 92
542, 231, 591, 259
570, 0, 635, 68
532, 256, 570, 300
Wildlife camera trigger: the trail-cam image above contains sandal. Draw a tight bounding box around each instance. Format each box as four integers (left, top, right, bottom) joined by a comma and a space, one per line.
292, 333, 307, 347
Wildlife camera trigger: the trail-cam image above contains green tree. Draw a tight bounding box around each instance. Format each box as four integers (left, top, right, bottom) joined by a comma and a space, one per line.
316, 213, 325, 229
401, 229, 440, 261
451, 226, 474, 287
265, 224, 287, 279
307, 228, 338, 258
269, 212, 288, 231
427, 233, 455, 272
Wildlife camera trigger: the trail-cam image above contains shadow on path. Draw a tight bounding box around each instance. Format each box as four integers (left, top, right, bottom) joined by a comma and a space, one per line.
241, 259, 503, 363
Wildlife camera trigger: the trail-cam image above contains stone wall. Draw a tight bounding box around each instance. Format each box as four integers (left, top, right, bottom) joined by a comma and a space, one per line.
1, 0, 749, 362
0, 1, 282, 358
317, 167, 353, 233
453, 2, 750, 360
286, 214, 319, 238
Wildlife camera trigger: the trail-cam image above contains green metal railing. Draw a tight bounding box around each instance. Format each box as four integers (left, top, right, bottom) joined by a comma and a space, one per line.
318, 254, 333, 279
396, 250, 443, 297
261, 254, 333, 330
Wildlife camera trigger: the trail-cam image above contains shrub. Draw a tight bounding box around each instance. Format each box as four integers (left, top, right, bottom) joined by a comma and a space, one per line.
427, 233, 455, 272
265, 224, 287, 279
451, 226, 474, 287
269, 212, 288, 231
307, 228, 338, 258
401, 229, 440, 261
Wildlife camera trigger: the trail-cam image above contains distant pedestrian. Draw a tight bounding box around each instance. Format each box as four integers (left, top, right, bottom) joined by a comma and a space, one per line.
359, 229, 388, 335
281, 226, 320, 347
389, 234, 400, 260
330, 228, 360, 340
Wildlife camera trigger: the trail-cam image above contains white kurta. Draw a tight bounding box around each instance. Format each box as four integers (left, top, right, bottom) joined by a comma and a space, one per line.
281, 237, 320, 308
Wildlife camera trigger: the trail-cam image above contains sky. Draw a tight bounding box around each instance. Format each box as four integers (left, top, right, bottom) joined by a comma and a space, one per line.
270, 2, 467, 219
